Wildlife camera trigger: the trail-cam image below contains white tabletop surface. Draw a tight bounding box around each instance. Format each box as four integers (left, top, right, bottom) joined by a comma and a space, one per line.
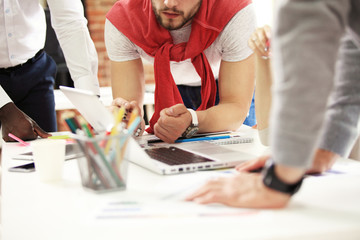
2, 126, 360, 240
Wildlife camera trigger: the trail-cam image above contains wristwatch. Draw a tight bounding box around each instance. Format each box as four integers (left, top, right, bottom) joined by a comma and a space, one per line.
262, 159, 303, 195
182, 108, 199, 138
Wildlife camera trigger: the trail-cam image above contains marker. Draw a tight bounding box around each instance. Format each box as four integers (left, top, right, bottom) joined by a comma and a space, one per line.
49, 135, 70, 140
8, 133, 30, 146
175, 135, 232, 143
264, 39, 271, 52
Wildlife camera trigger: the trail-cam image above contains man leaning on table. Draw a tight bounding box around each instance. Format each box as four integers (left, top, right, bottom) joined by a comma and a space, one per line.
105, 0, 256, 143
187, 0, 360, 208
0, 0, 100, 142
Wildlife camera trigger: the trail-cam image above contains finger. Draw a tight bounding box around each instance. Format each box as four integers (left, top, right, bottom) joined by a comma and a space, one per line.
235, 160, 260, 172
165, 104, 187, 117
154, 130, 175, 143
33, 123, 51, 138
236, 156, 268, 172
264, 25, 272, 39
236, 158, 265, 172
254, 28, 268, 55
250, 31, 268, 58
112, 98, 128, 107
248, 39, 256, 51
108, 105, 118, 113
2, 130, 13, 142
154, 123, 175, 143
249, 40, 264, 57
185, 183, 213, 201
192, 192, 221, 205
129, 101, 141, 113
159, 108, 168, 118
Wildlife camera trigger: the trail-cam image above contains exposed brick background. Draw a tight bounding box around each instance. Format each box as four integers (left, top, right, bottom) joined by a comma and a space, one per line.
86, 0, 154, 87
86, 0, 115, 87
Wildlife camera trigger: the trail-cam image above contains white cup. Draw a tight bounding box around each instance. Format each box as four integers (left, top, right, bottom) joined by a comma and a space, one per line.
31, 139, 66, 182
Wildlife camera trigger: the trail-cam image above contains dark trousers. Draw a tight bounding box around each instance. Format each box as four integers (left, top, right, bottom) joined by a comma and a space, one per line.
0, 51, 57, 132
177, 81, 256, 127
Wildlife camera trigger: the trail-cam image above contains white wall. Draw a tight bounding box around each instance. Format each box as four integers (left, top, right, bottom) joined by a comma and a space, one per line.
252, 0, 274, 27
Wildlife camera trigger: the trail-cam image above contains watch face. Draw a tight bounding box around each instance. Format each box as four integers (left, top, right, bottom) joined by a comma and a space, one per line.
184, 126, 199, 138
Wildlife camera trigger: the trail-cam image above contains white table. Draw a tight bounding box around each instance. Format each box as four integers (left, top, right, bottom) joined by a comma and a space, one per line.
2, 127, 360, 240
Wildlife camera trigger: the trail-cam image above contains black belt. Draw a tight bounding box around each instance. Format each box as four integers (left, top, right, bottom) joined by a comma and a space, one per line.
0, 49, 44, 74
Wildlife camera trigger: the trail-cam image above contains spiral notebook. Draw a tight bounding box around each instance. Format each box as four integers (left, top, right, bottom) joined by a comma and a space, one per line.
209, 136, 253, 145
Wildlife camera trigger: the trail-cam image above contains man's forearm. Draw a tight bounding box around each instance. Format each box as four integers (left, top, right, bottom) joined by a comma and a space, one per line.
196, 102, 249, 133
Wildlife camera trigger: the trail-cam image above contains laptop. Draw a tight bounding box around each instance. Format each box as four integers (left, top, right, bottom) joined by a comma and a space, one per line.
59, 86, 114, 133
126, 137, 255, 175
59, 86, 255, 175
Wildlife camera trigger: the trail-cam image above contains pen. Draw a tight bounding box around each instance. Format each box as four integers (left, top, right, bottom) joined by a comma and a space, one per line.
147, 131, 233, 144
8, 133, 30, 146
175, 135, 231, 143
48, 135, 70, 140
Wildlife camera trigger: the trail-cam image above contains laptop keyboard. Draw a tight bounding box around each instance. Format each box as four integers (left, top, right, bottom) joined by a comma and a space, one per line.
145, 147, 214, 166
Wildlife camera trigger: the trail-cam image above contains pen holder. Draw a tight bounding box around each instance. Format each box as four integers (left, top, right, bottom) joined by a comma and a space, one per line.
71, 133, 130, 193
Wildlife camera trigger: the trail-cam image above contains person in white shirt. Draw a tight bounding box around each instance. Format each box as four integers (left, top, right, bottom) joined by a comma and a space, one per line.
0, 0, 100, 142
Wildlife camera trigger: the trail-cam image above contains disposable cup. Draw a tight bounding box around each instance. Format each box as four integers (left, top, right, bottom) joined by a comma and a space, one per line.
31, 139, 66, 182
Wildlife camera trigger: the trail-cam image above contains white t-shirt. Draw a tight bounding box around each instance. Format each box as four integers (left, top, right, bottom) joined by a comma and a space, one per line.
105, 4, 255, 86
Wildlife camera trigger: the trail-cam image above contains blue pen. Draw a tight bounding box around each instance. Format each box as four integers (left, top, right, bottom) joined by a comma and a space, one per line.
175, 135, 231, 143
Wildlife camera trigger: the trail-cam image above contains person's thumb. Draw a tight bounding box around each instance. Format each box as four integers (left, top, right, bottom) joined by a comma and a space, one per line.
33, 123, 52, 138
165, 104, 188, 117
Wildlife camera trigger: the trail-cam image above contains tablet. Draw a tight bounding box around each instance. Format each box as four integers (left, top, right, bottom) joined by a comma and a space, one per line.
12, 143, 83, 161
59, 86, 113, 133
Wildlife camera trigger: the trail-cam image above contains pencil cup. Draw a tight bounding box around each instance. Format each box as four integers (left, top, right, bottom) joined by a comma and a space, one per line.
71, 133, 130, 193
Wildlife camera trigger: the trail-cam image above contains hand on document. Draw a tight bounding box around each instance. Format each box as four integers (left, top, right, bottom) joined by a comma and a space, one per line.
235, 149, 339, 175
185, 168, 291, 209
186, 149, 339, 208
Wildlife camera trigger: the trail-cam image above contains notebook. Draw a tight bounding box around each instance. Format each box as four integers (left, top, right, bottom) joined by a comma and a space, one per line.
59, 86, 255, 175
126, 138, 256, 175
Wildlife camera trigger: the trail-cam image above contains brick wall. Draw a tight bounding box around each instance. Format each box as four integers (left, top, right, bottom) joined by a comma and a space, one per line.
85, 0, 154, 87
86, 0, 115, 87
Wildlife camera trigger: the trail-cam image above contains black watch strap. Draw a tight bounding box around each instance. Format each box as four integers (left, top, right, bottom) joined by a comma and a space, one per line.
262, 159, 303, 195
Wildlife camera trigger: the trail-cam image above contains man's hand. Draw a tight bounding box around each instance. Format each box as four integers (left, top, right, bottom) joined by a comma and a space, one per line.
0, 102, 50, 142
235, 154, 269, 172
154, 104, 192, 143
307, 149, 339, 174
186, 172, 291, 208
111, 97, 145, 135
236, 149, 339, 174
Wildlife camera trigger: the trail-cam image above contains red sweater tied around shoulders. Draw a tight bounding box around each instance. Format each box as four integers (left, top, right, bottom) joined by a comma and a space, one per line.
106, 0, 251, 133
